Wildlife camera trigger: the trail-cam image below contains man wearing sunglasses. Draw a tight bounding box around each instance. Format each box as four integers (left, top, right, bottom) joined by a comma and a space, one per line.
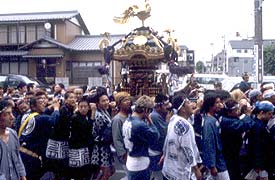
122, 95, 160, 180
162, 95, 202, 180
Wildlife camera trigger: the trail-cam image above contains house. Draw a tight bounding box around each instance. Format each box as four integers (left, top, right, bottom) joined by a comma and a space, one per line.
0, 10, 124, 86
227, 39, 254, 76
212, 50, 226, 74
226, 39, 275, 76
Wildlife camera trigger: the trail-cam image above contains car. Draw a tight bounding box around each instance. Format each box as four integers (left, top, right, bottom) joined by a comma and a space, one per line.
0, 74, 52, 93
184, 74, 229, 90
229, 82, 257, 92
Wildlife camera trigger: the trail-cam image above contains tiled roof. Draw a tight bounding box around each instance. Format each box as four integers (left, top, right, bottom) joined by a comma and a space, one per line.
179, 45, 188, 50
229, 40, 254, 49
23, 54, 63, 58
263, 39, 275, 47
229, 39, 275, 49
0, 10, 90, 34
0, 51, 28, 56
19, 36, 69, 50
0, 10, 79, 22
67, 34, 125, 51
43, 36, 69, 49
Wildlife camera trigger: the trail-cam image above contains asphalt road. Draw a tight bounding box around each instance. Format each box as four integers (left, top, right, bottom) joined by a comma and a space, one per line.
109, 155, 127, 180
40, 154, 127, 180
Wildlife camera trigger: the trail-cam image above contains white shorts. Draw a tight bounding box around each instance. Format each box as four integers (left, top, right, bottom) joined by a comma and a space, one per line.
207, 170, 230, 180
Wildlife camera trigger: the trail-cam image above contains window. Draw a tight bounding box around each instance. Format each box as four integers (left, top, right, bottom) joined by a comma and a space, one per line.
37, 25, 45, 39
244, 49, 248, 53
94, 62, 101, 66
19, 62, 28, 75
244, 59, 248, 63
195, 77, 224, 84
72, 61, 102, 67
0, 25, 8, 44
0, 61, 28, 75
1, 63, 9, 74
10, 62, 19, 74
8, 26, 17, 44
237, 49, 242, 53
19, 26, 25, 44
8, 77, 20, 87
234, 57, 239, 62
26, 25, 36, 43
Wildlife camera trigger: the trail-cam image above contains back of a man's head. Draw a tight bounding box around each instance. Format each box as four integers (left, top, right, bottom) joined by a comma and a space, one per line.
155, 93, 168, 105
135, 95, 154, 113
17, 82, 27, 90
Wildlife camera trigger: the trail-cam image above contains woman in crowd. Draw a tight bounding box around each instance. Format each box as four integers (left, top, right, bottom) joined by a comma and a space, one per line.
91, 87, 115, 180
68, 98, 95, 180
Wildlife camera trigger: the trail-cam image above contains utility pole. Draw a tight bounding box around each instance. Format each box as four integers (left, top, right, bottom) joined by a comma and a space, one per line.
222, 35, 227, 75
210, 43, 214, 73
254, 0, 263, 84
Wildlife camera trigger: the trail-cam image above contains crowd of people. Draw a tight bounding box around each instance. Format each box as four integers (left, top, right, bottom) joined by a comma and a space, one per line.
0, 72, 275, 180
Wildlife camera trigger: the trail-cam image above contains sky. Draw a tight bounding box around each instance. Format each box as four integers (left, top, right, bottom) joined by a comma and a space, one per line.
0, 0, 274, 62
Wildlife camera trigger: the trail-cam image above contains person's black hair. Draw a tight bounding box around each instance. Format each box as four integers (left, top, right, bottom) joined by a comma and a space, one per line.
204, 89, 215, 94
58, 83, 65, 89
172, 94, 187, 110
95, 86, 108, 103
96, 86, 107, 96
201, 92, 220, 114
215, 90, 231, 101
155, 93, 169, 105
27, 83, 35, 91
26, 91, 35, 96
29, 97, 37, 108
17, 82, 27, 90
90, 86, 97, 91
135, 106, 145, 113
223, 98, 238, 116
0, 100, 10, 114
78, 98, 89, 105
86, 94, 97, 104
242, 72, 249, 77
64, 90, 74, 100
81, 85, 88, 93
35, 90, 47, 98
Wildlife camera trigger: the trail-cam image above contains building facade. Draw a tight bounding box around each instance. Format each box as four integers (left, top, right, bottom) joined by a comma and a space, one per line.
226, 39, 275, 76
0, 11, 125, 86
212, 50, 226, 74
227, 40, 254, 76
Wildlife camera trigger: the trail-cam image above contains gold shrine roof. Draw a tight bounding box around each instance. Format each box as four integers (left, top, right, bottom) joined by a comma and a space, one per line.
112, 26, 166, 61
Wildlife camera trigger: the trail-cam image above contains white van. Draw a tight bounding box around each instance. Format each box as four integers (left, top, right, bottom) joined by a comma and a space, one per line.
183, 74, 229, 90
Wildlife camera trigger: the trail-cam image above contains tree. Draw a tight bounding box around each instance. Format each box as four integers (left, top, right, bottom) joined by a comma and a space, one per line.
264, 45, 275, 75
196, 61, 206, 73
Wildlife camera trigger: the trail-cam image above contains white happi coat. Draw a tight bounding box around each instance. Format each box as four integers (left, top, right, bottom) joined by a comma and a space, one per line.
162, 114, 201, 180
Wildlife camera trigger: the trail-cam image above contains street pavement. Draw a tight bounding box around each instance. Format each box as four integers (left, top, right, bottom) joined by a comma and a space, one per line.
110, 155, 127, 180
40, 154, 127, 180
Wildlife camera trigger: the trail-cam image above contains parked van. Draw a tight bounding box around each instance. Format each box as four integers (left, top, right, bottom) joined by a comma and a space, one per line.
0, 74, 51, 93
184, 74, 229, 90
